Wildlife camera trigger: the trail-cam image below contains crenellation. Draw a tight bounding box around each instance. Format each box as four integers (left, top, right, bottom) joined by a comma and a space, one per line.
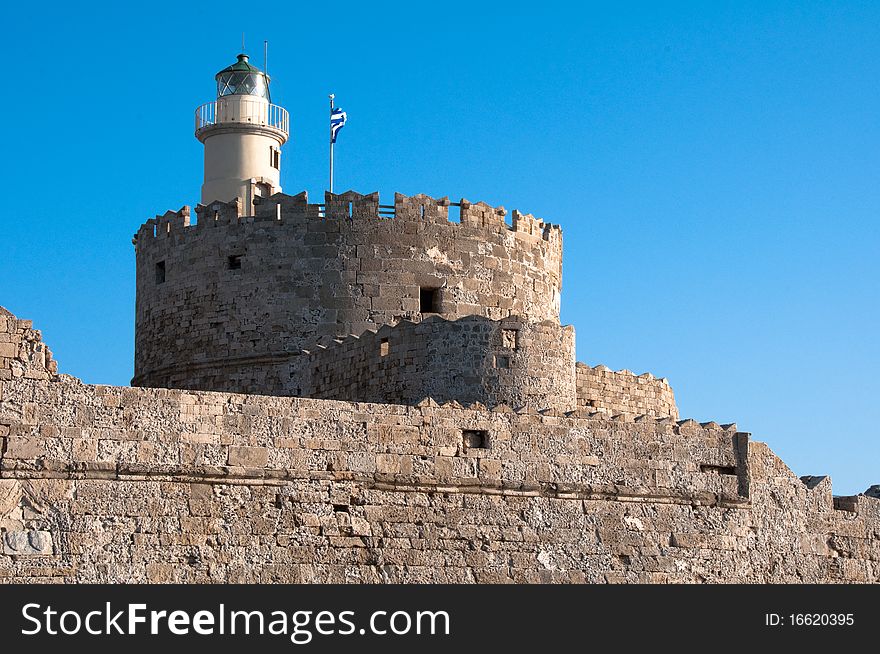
394, 192, 450, 223
3, 38, 869, 583
136, 192, 564, 243
303, 314, 576, 411
3, 346, 873, 583
0, 307, 59, 382
132, 190, 564, 396
325, 190, 380, 220
154, 206, 191, 237
193, 198, 240, 227
460, 200, 506, 230
576, 362, 678, 420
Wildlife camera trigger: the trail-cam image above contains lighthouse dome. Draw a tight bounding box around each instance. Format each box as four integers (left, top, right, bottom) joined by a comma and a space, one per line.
215, 54, 271, 101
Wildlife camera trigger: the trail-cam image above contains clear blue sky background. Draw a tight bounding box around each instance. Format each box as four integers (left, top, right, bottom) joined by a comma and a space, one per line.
1, 1, 877, 494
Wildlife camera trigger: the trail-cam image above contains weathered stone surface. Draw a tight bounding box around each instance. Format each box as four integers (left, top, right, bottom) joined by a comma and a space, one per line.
576, 363, 678, 420
0, 183, 874, 584
228, 446, 269, 467
307, 316, 577, 411
0, 306, 58, 382
3, 530, 53, 556
132, 191, 562, 397
0, 318, 877, 582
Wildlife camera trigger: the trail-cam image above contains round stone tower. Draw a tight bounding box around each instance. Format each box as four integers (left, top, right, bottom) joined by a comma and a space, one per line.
195, 53, 289, 213
133, 192, 563, 397
132, 56, 565, 400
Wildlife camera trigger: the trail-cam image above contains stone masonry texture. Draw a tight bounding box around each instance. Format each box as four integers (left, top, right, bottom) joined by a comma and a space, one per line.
576, 363, 678, 420
306, 315, 576, 411
133, 191, 563, 397
1, 306, 879, 583
0, 307, 58, 383
2, 184, 876, 585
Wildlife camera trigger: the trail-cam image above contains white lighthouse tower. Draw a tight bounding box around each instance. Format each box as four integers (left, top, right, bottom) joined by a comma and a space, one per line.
195, 53, 289, 213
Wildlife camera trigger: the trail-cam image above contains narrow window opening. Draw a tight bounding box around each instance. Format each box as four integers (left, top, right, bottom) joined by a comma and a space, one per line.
213, 210, 219, 223
462, 429, 489, 449
270, 147, 280, 170
228, 254, 242, 270
700, 464, 737, 476
379, 338, 390, 357
348, 201, 354, 218
420, 287, 439, 313
420, 204, 426, 218
155, 261, 166, 284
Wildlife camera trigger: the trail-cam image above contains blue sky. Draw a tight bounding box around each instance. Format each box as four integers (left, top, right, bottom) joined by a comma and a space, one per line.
1, 1, 877, 494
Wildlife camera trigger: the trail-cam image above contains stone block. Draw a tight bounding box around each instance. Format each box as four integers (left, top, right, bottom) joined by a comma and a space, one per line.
227, 446, 269, 467
145, 562, 176, 583
72, 439, 98, 462
3, 530, 53, 556
0, 480, 21, 518
4, 437, 44, 460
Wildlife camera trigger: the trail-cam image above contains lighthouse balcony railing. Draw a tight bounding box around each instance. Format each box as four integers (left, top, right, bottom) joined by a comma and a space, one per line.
195, 100, 289, 135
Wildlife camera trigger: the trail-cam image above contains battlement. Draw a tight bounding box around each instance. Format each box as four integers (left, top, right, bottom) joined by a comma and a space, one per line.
133, 191, 563, 248
2, 310, 880, 582
0, 307, 59, 383
133, 191, 564, 395
303, 314, 576, 411
576, 362, 678, 420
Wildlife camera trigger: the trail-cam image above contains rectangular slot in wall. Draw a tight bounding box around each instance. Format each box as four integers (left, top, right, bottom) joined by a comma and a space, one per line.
700, 464, 737, 476
379, 337, 390, 357
228, 255, 242, 270
462, 429, 489, 449
420, 287, 439, 313
155, 261, 166, 284
494, 355, 510, 369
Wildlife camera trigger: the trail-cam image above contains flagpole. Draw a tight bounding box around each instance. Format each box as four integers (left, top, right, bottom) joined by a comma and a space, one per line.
329, 93, 335, 194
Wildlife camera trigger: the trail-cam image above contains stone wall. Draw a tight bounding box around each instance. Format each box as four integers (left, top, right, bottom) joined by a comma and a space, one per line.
1, 309, 878, 584
133, 191, 563, 396
0, 307, 58, 382
306, 316, 576, 411
576, 363, 678, 419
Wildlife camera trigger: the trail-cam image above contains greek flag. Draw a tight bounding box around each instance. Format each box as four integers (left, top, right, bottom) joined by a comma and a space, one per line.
331, 107, 347, 143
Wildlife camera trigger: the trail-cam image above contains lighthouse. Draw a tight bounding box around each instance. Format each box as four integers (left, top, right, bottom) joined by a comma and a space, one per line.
194, 53, 289, 213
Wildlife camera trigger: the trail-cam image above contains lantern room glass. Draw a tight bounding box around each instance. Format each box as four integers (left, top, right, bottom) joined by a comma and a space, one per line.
217, 71, 270, 100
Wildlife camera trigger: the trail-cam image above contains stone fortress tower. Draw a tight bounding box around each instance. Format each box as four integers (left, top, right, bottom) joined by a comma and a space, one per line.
1, 52, 877, 584
132, 53, 674, 419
